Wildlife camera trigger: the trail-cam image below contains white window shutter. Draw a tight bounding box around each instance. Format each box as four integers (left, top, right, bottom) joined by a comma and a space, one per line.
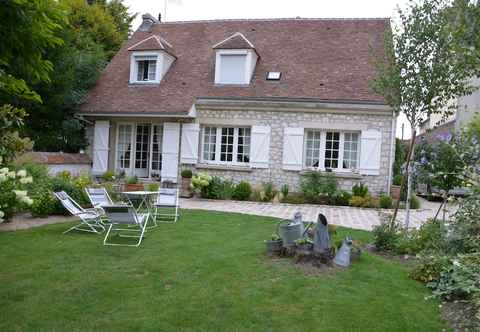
161, 123, 180, 183
359, 129, 382, 175
180, 123, 200, 164
92, 121, 109, 175
282, 127, 304, 171
250, 125, 270, 168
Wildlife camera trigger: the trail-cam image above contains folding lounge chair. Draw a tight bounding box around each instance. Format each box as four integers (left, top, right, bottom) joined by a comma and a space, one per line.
54, 191, 105, 234
85, 187, 114, 208
153, 188, 180, 223
102, 205, 149, 247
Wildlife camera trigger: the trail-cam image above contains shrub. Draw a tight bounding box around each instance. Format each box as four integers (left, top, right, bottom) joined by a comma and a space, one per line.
300, 171, 338, 202
280, 192, 306, 204
334, 191, 352, 206
372, 221, 401, 252
181, 169, 192, 178
0, 167, 34, 221
280, 184, 289, 198
379, 194, 393, 209
101, 170, 116, 181
410, 254, 450, 284
201, 176, 234, 200
232, 181, 252, 201
349, 195, 379, 208
352, 183, 369, 197
191, 172, 212, 193
125, 175, 138, 184
393, 174, 403, 186
250, 186, 263, 202
145, 183, 159, 192
410, 194, 420, 209
30, 191, 57, 217
262, 182, 277, 202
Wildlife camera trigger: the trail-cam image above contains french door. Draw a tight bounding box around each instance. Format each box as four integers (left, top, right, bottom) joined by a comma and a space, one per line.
116, 123, 162, 178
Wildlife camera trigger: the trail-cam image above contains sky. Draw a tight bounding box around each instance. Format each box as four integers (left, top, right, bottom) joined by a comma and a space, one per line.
123, 0, 412, 138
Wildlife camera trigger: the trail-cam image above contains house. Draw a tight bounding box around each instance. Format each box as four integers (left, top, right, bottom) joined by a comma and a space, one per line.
16, 152, 91, 176
78, 14, 396, 194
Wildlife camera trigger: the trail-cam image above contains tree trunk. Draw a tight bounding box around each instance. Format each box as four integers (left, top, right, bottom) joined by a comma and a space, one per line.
391, 130, 417, 226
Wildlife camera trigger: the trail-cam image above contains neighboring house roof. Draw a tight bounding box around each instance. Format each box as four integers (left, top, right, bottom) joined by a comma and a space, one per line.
417, 120, 455, 145
127, 35, 176, 57
17, 152, 91, 165
80, 17, 390, 116
213, 32, 255, 49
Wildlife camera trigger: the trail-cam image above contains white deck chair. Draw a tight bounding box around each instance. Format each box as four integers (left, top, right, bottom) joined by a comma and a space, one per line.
85, 187, 114, 208
102, 205, 149, 247
153, 188, 180, 223
54, 191, 105, 234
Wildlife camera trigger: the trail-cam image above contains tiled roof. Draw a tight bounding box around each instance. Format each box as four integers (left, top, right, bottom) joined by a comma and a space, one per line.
213, 32, 255, 49
80, 17, 390, 116
127, 35, 176, 57
17, 152, 91, 165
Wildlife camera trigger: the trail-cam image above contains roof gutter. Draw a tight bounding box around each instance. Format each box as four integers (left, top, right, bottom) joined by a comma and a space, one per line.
76, 111, 195, 118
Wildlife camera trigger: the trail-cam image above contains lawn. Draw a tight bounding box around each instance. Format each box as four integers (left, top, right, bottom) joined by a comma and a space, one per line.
0, 210, 448, 331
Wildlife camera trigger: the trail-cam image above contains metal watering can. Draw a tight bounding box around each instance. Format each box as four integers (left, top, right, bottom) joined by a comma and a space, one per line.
334, 236, 353, 267
277, 212, 304, 247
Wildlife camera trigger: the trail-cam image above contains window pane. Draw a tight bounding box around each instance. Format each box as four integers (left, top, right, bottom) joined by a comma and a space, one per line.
236, 127, 250, 163
220, 127, 234, 162
305, 130, 321, 168
203, 127, 217, 161
219, 55, 247, 84
324, 131, 340, 169
343, 132, 359, 169
151, 125, 163, 173
117, 124, 132, 170
148, 60, 156, 80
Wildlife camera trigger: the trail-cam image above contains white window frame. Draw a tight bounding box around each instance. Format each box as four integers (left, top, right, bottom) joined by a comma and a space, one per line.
214, 49, 257, 85
200, 125, 251, 166
303, 129, 360, 173
129, 51, 162, 84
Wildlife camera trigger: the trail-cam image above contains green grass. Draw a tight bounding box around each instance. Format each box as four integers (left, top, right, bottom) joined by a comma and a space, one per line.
0, 210, 448, 331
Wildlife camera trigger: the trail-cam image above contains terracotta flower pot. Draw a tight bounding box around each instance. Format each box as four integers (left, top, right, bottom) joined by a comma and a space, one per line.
124, 183, 144, 192
390, 185, 401, 200
181, 177, 192, 198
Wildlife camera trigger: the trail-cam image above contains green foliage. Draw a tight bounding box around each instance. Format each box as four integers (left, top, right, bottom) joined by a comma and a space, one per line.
334, 191, 352, 206
393, 139, 406, 178
125, 175, 138, 185
280, 192, 306, 204
372, 221, 402, 252
448, 194, 480, 254
349, 195, 379, 208
352, 183, 369, 197
191, 172, 212, 192
0, 166, 34, 221
393, 174, 403, 186
181, 169, 193, 178
280, 184, 289, 198
262, 182, 277, 202
0, 105, 33, 162
200, 176, 234, 200
379, 195, 393, 209
101, 170, 116, 182
30, 191, 57, 218
410, 194, 420, 209
145, 183, 159, 192
232, 181, 252, 201
300, 171, 338, 202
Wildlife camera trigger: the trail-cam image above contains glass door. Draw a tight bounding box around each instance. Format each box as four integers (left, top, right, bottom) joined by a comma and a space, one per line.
134, 124, 150, 178
149, 124, 163, 179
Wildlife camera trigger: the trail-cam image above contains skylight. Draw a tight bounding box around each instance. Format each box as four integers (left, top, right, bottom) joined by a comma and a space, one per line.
266, 71, 281, 81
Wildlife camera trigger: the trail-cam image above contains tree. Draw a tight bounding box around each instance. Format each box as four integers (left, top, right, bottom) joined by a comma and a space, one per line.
373, 0, 480, 227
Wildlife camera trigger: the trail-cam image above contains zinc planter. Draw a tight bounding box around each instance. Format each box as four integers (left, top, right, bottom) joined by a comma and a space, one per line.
181, 177, 192, 198
390, 185, 401, 200
278, 220, 303, 248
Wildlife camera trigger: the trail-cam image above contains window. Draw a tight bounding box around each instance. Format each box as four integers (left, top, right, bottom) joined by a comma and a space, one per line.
304, 130, 359, 171
217, 54, 247, 84
202, 126, 251, 164
266, 71, 281, 80
117, 124, 133, 170
150, 125, 163, 176
134, 55, 157, 82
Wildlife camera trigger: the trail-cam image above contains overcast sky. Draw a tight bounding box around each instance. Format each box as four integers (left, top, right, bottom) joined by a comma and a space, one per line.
123, 0, 412, 138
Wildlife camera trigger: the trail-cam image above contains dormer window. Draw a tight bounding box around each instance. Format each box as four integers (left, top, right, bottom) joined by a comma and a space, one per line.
136, 56, 157, 82
213, 32, 258, 85
127, 35, 176, 85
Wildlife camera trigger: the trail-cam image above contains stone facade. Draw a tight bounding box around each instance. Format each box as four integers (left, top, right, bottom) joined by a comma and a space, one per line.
188, 108, 395, 195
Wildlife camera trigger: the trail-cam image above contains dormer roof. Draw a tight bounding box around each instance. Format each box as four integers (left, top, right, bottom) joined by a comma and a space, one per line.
127, 35, 176, 58
213, 32, 255, 50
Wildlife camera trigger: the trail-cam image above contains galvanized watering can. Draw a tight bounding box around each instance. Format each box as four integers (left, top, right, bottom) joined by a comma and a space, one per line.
277, 212, 304, 247
334, 236, 353, 267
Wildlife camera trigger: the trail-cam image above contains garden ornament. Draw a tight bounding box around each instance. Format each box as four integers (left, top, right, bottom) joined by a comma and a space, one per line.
313, 213, 331, 254
277, 212, 304, 248
334, 236, 353, 267
293, 211, 302, 224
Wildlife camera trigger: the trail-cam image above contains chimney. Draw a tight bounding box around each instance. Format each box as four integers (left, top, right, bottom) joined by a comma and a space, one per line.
138, 13, 158, 32
158, 13, 162, 22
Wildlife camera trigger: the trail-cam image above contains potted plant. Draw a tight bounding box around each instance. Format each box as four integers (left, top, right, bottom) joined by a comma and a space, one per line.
390, 175, 402, 200
180, 169, 193, 198
123, 175, 143, 192
295, 237, 313, 252
265, 234, 283, 256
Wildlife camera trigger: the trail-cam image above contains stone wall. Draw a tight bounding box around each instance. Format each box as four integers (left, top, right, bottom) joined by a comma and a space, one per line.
189, 108, 395, 195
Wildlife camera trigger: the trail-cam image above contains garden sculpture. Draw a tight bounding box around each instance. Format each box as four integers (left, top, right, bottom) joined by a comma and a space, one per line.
334, 236, 353, 267
313, 213, 331, 254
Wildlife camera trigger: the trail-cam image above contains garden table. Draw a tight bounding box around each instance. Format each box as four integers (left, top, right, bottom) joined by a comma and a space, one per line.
122, 191, 159, 229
